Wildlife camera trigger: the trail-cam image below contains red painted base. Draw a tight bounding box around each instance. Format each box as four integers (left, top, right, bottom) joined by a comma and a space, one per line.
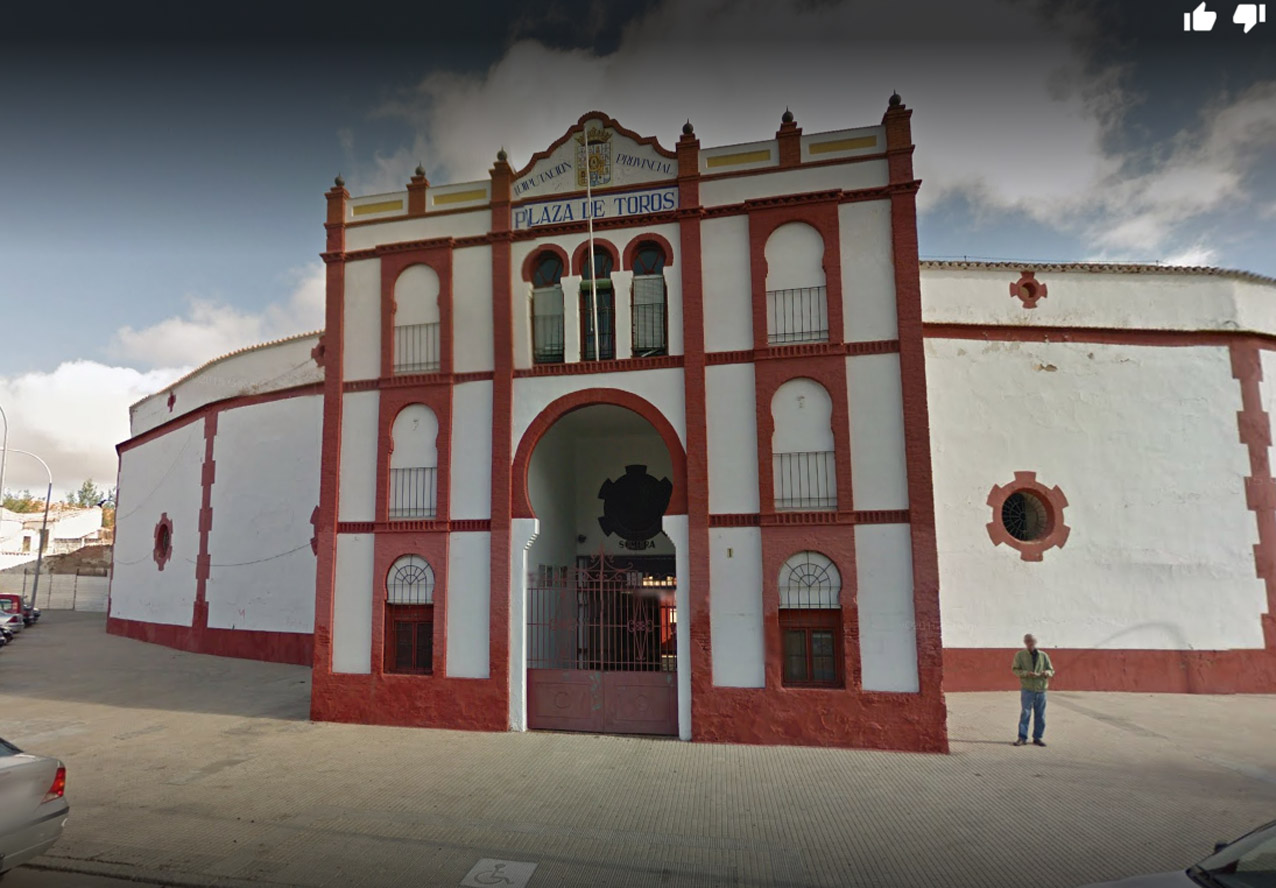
106, 616, 313, 667
943, 645, 1276, 694
309, 669, 508, 731
692, 687, 949, 753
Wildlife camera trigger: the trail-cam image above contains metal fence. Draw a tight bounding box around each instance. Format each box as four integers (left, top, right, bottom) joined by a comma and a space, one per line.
773, 450, 838, 511
631, 299, 667, 357
388, 467, 438, 519
393, 322, 441, 373
767, 286, 829, 345
0, 569, 110, 612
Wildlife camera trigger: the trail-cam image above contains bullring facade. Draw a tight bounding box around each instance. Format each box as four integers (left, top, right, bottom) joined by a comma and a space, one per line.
108, 98, 1276, 753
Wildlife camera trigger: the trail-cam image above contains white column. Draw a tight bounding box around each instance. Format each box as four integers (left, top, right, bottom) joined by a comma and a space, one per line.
508, 518, 540, 731
612, 270, 634, 360
561, 276, 582, 364
662, 514, 692, 741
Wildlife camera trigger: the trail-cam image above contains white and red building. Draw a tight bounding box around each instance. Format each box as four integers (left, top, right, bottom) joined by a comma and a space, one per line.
107, 98, 1276, 753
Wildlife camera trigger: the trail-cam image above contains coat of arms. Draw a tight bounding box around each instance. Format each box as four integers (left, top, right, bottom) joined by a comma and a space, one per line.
575, 126, 612, 188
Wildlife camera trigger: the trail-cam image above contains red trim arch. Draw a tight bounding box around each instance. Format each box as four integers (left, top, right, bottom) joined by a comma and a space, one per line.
622, 233, 676, 270
571, 238, 620, 277
748, 207, 845, 351
521, 244, 570, 283
511, 388, 688, 519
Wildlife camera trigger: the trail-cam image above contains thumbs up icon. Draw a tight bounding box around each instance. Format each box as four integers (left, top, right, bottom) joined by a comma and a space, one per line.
1184, 1, 1219, 29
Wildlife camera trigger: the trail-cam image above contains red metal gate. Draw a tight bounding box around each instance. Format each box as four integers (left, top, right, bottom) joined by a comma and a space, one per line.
527, 554, 677, 736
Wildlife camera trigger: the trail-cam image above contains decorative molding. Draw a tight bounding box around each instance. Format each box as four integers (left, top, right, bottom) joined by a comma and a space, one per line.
336, 520, 493, 534
1010, 270, 1047, 309
513, 355, 684, 377
708, 510, 911, 528
985, 471, 1070, 561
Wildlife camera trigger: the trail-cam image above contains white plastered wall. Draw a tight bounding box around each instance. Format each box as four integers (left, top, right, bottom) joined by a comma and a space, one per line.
700, 216, 753, 353
110, 421, 206, 626
338, 391, 380, 523
130, 335, 322, 436
709, 527, 765, 688
332, 533, 374, 673
343, 260, 382, 382
839, 200, 897, 342
846, 354, 909, 510
699, 160, 888, 208
393, 264, 440, 326
205, 396, 321, 633
927, 337, 1267, 650
706, 363, 759, 513
451, 381, 494, 520
447, 532, 491, 679
453, 245, 495, 374
344, 210, 490, 251
855, 524, 919, 692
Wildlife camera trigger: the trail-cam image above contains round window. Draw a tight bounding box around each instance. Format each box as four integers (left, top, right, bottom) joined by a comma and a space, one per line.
1001, 491, 1049, 541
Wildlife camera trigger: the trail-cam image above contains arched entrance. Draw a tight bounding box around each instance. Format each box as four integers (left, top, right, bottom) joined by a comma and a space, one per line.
521, 401, 681, 736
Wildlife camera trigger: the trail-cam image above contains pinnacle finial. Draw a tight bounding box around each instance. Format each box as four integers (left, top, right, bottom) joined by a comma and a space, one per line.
782, 107, 794, 124
334, 173, 345, 187
497, 147, 508, 162
414, 162, 425, 177
682, 119, 693, 136
889, 91, 902, 108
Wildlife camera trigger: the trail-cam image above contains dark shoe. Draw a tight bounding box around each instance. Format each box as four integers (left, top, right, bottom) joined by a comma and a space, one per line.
1033, 739, 1047, 747
1013, 739, 1027, 746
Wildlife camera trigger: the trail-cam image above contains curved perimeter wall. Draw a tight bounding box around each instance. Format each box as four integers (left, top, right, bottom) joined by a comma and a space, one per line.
108, 335, 324, 665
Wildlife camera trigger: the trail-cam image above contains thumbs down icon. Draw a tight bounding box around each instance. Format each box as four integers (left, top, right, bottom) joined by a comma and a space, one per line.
1184, 1, 1219, 29
1233, 3, 1267, 31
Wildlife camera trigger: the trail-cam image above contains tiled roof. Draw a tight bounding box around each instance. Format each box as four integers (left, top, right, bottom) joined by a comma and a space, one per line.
130, 330, 324, 411
919, 259, 1276, 287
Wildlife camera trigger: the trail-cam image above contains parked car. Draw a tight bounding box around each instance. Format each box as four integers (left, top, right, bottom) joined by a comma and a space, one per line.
0, 610, 21, 636
0, 735, 69, 881
21, 600, 40, 626
1081, 818, 1276, 886
0, 595, 23, 634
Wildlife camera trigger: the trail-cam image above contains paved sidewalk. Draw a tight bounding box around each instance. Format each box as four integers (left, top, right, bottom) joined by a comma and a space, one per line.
2, 613, 1274, 888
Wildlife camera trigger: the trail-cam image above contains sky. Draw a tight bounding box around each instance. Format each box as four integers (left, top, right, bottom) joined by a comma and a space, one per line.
0, 0, 1273, 498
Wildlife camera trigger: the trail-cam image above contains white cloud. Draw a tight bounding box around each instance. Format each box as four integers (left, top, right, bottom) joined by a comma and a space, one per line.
0, 361, 188, 498
358, 0, 1274, 266
2, 263, 327, 500
109, 263, 325, 369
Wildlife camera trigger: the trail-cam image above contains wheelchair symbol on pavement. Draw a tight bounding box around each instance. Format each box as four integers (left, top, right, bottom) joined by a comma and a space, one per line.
460, 858, 537, 888
473, 863, 512, 885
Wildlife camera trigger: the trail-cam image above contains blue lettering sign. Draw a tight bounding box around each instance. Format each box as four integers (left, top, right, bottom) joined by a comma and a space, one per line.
512, 187, 679, 231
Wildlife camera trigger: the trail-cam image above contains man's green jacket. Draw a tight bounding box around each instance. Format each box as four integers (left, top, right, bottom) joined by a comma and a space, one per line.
1012, 648, 1054, 691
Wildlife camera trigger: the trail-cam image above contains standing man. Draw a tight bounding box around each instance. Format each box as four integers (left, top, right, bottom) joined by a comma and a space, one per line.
1012, 633, 1054, 747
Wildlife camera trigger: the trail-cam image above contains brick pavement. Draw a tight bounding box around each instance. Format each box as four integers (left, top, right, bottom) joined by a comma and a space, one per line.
2, 613, 1274, 888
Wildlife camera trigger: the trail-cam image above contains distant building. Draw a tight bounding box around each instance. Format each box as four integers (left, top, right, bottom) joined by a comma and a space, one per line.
108, 97, 1276, 753
0, 505, 105, 569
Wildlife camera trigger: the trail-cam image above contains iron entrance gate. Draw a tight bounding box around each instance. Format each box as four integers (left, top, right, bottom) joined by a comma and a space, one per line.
527, 554, 677, 736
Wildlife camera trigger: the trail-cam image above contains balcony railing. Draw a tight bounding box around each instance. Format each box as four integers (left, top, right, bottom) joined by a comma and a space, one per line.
581, 305, 616, 361
393, 322, 440, 373
774, 450, 837, 511
532, 313, 565, 363
631, 300, 667, 357
389, 467, 437, 520
767, 286, 829, 345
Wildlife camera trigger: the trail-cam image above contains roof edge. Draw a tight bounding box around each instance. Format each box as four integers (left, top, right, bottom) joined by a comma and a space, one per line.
919, 259, 1276, 287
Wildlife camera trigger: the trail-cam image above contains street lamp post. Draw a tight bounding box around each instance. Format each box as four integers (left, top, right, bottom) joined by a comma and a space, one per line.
8, 449, 52, 607
0, 403, 8, 512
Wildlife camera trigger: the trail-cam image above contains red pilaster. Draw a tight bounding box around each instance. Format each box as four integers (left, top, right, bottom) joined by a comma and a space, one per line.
407, 167, 429, 217
488, 151, 515, 707
776, 111, 802, 168
883, 95, 948, 742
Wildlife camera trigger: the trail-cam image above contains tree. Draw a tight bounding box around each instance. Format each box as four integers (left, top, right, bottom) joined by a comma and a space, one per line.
65, 479, 108, 509
2, 489, 42, 513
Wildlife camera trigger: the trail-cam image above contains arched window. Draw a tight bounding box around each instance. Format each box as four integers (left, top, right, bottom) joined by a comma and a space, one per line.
389, 405, 438, 519
778, 551, 843, 688
631, 241, 667, 357
386, 554, 434, 674
393, 265, 441, 373
531, 251, 565, 364
771, 379, 837, 511
764, 222, 827, 345
580, 247, 615, 361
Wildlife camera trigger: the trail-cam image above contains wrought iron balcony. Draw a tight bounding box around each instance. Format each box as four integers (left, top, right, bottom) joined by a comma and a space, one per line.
388, 467, 437, 520
393, 323, 441, 374
767, 286, 829, 345
773, 450, 837, 511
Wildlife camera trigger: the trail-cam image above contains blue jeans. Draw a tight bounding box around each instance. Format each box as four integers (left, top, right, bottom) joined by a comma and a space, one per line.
1019, 689, 1047, 741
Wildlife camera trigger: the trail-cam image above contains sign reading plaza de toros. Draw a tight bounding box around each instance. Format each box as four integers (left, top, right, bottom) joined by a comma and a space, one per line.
510, 118, 678, 231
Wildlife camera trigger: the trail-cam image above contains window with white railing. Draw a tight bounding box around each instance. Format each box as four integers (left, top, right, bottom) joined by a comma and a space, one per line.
771, 378, 837, 511
765, 222, 828, 345
389, 405, 438, 519
393, 265, 442, 373
530, 252, 565, 364
630, 241, 668, 357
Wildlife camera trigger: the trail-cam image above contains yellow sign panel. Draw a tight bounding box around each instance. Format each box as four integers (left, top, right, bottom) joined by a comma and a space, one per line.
809, 135, 878, 155
705, 149, 773, 169
351, 200, 404, 217
433, 188, 488, 206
